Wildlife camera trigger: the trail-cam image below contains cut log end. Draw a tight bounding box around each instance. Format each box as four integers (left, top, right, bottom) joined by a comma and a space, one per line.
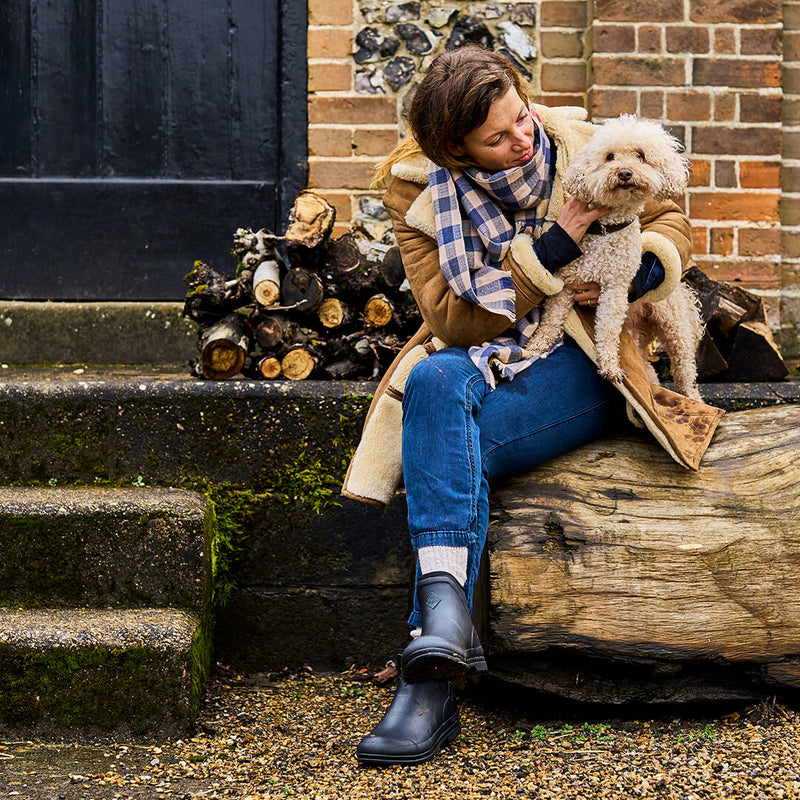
253, 280, 280, 307
202, 342, 245, 380
318, 297, 348, 329
364, 294, 394, 327
281, 348, 318, 381
256, 356, 282, 380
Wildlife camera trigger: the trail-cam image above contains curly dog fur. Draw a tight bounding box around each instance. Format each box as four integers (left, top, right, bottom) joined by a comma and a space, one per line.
524, 115, 703, 399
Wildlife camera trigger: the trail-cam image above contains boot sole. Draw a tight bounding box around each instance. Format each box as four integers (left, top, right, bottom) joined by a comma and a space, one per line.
401, 645, 488, 684
355, 715, 461, 767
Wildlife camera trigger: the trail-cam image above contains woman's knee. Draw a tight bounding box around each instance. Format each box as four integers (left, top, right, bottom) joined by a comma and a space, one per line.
404, 348, 481, 405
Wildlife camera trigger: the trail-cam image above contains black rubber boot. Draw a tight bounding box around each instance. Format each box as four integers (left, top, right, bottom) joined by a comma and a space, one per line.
356, 673, 460, 766
400, 571, 488, 684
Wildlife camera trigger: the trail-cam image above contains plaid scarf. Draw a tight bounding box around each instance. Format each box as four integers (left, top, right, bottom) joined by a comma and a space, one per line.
428, 109, 560, 387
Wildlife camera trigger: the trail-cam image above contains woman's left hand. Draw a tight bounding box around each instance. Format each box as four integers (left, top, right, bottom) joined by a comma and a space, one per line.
569, 281, 601, 308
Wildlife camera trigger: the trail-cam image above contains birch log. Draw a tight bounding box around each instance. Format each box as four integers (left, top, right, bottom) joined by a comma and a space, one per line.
486, 404, 800, 703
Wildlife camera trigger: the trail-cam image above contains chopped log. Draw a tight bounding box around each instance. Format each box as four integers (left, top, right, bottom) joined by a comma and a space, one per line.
364, 293, 395, 327
252, 259, 282, 307
720, 320, 789, 382
486, 404, 800, 703
255, 355, 282, 380
285, 191, 336, 267
200, 313, 250, 380
281, 346, 319, 380
280, 268, 325, 313
252, 314, 300, 351
317, 297, 352, 330
320, 358, 359, 380
381, 246, 405, 288
695, 330, 728, 379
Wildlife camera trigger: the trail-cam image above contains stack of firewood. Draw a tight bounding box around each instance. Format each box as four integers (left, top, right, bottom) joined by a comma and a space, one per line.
676, 267, 788, 382
183, 190, 421, 381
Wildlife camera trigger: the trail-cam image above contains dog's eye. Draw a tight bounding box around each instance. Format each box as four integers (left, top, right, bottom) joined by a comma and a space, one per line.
636, 150, 645, 161
605, 153, 615, 162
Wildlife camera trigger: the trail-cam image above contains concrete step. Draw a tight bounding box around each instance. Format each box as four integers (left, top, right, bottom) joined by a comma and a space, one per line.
0, 486, 212, 611
0, 607, 206, 738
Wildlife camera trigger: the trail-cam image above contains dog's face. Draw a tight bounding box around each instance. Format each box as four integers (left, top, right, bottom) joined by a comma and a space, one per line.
563, 115, 690, 210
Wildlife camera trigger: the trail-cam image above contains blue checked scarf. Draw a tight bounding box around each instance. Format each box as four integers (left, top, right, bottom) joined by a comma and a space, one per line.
429, 109, 561, 388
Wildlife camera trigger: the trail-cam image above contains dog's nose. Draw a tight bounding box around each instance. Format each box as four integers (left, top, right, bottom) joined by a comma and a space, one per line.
617, 168, 633, 183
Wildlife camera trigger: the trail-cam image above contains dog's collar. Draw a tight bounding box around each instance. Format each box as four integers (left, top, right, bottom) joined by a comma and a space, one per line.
586, 219, 635, 235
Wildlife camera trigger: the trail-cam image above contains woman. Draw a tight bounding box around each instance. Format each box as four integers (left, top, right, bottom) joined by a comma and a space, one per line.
342, 46, 722, 766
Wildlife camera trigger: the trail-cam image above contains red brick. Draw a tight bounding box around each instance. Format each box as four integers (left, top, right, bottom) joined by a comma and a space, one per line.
781, 130, 800, 160
741, 28, 782, 56
781, 165, 800, 193
595, 0, 682, 22
739, 160, 780, 189
353, 129, 398, 157
666, 92, 711, 121
532, 93, 587, 107
715, 161, 737, 188
308, 158, 382, 190
638, 26, 662, 53
308, 128, 352, 157
308, 0, 353, 25
307, 28, 353, 59
309, 96, 397, 126
784, 32, 800, 62
666, 27, 710, 54
541, 1, 587, 27
697, 258, 779, 289
541, 31, 584, 58
781, 229, 800, 260
593, 56, 684, 86
784, 98, 800, 126
740, 94, 782, 123
693, 59, 781, 88
782, 65, 800, 96
692, 127, 781, 156
688, 159, 711, 187
739, 227, 781, 256
710, 227, 734, 255
782, 195, 800, 227
589, 89, 637, 117
308, 62, 352, 93
714, 93, 736, 121
592, 24, 635, 53
713, 28, 737, 55
640, 90, 664, 118
541, 63, 587, 93
692, 225, 709, 254
689, 192, 779, 222
691, 0, 781, 24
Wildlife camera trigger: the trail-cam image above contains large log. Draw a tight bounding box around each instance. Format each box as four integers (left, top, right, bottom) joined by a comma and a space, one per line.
486, 404, 800, 703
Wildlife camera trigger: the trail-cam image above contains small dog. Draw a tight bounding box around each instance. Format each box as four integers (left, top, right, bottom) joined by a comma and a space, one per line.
525, 115, 701, 397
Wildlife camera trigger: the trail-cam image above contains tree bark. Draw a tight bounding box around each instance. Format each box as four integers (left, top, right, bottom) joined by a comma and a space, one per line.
486, 404, 800, 702
280, 268, 325, 313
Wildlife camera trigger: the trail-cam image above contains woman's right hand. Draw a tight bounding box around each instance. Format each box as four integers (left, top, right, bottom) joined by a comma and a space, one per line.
556, 196, 608, 243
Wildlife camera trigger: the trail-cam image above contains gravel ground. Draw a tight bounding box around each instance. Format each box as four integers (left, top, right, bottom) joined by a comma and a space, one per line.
1, 664, 799, 800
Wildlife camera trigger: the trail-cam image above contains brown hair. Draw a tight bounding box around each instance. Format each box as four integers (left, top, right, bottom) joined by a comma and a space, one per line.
373, 46, 530, 187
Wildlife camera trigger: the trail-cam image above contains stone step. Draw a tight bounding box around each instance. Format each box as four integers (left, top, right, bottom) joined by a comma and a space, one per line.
0, 607, 207, 738
0, 486, 211, 611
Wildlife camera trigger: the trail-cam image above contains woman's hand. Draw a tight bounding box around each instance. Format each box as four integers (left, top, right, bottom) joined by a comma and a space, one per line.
556, 196, 608, 243
569, 281, 601, 308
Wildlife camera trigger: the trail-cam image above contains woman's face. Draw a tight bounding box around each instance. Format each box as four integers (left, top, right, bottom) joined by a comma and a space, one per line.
452, 87, 535, 172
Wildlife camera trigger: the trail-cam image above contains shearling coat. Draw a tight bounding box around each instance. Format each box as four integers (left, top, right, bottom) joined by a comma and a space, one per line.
342, 103, 724, 508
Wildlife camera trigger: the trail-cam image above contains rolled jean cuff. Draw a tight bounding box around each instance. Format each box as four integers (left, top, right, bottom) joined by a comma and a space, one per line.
409, 529, 475, 551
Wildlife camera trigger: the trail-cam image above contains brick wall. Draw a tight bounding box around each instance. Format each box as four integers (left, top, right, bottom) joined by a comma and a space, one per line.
307, 0, 799, 358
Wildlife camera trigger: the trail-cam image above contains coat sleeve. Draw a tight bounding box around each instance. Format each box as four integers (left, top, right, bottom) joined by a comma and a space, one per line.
383, 177, 550, 348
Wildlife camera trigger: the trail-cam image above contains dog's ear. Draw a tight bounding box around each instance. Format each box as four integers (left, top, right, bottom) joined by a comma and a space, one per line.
562, 150, 594, 202
650, 129, 691, 198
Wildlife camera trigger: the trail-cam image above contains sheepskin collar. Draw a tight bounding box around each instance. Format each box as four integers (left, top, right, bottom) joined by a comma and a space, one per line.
391, 104, 591, 185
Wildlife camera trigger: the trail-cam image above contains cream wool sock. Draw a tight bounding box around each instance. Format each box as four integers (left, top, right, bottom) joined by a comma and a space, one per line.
417, 545, 468, 587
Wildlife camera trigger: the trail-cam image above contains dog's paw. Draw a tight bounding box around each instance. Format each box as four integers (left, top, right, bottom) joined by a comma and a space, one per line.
599, 366, 627, 384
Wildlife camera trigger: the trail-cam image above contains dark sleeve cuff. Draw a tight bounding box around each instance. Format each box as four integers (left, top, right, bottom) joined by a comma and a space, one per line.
532, 223, 583, 274
629, 252, 666, 302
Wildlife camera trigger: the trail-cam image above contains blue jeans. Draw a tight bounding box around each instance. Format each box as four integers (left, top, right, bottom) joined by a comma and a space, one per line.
401, 339, 625, 628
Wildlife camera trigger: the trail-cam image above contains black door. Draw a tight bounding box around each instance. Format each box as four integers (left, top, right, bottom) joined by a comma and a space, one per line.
0, 0, 307, 300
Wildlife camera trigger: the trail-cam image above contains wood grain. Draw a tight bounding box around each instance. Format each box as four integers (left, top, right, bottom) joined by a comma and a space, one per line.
488, 406, 800, 681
